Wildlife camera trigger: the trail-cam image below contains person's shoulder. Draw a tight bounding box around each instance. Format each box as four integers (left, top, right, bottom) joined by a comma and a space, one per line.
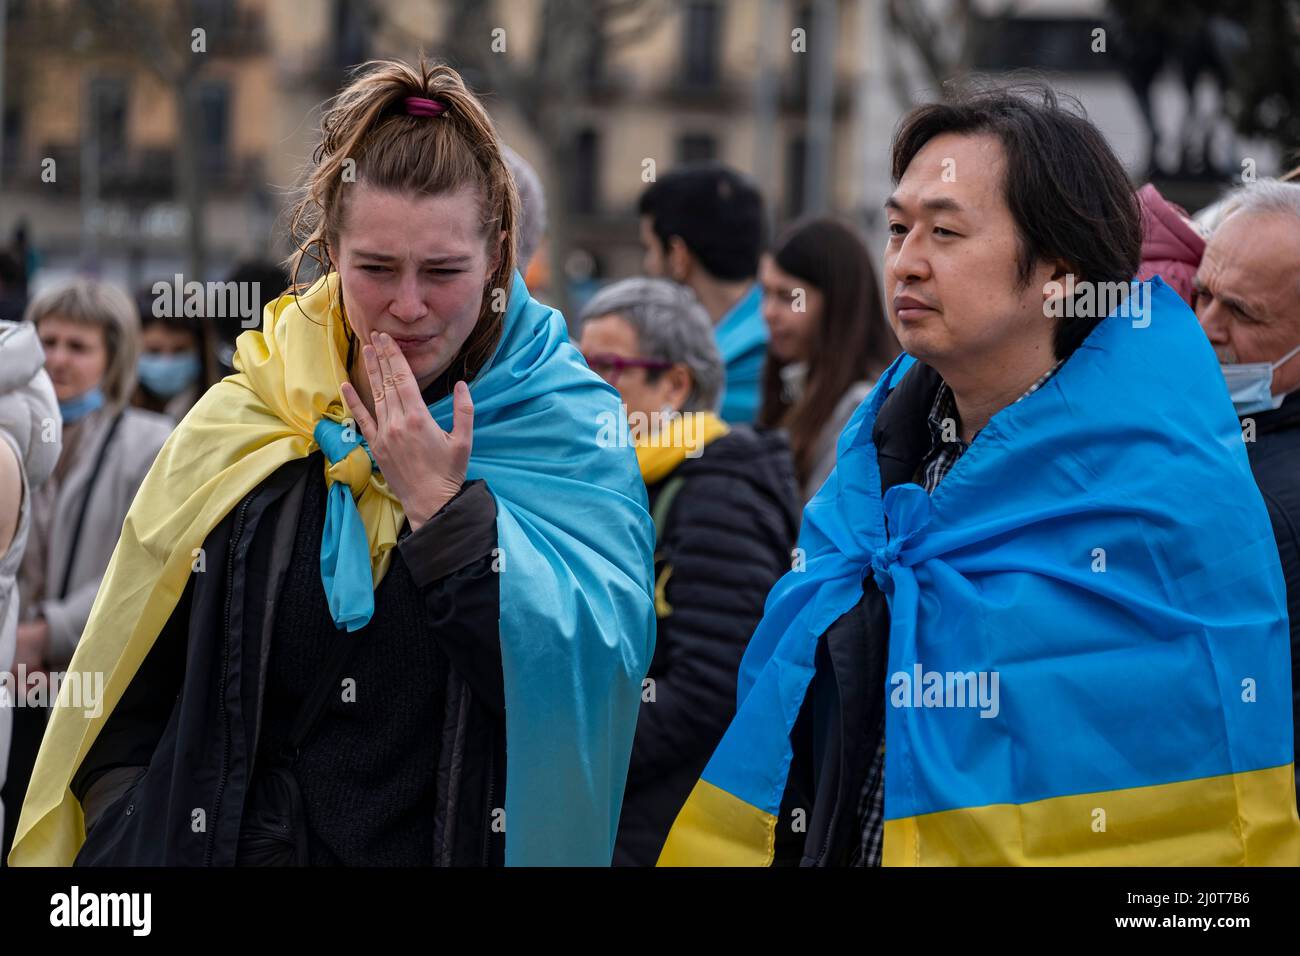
832, 380, 875, 421
678, 425, 798, 504
688, 423, 781, 462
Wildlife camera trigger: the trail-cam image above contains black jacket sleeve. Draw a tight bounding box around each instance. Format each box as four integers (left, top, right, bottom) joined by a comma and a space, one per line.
632, 470, 794, 778
397, 478, 505, 717
1257, 485, 1300, 762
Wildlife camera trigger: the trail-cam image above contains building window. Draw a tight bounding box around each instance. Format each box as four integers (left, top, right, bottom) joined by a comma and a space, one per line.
197, 82, 230, 176
193, 0, 236, 30
585, 22, 605, 86
677, 133, 717, 164
785, 135, 806, 220
791, 1, 813, 100
972, 17, 1109, 73
2, 104, 20, 170
572, 129, 600, 215
683, 1, 721, 87
332, 0, 371, 72
88, 76, 128, 173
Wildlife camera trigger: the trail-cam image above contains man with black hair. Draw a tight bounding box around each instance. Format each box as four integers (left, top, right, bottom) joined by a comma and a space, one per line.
660, 85, 1298, 867
639, 164, 767, 423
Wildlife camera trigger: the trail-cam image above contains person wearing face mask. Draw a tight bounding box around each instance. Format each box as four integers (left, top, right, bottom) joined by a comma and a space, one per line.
1193, 178, 1300, 801
1, 279, 173, 860
131, 307, 217, 421
577, 278, 799, 866
9, 60, 654, 868
659, 86, 1298, 868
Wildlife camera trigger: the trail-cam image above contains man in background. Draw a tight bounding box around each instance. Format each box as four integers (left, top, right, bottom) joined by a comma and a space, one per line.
1194, 178, 1300, 799
639, 164, 767, 424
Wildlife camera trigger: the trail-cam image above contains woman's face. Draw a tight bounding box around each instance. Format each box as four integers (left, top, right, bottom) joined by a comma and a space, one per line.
38, 315, 109, 402
141, 322, 196, 356
759, 254, 824, 364
578, 314, 687, 419
332, 182, 501, 390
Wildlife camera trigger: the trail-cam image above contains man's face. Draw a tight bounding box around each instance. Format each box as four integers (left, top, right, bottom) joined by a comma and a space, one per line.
884, 132, 1056, 381
1194, 211, 1300, 396
639, 216, 668, 279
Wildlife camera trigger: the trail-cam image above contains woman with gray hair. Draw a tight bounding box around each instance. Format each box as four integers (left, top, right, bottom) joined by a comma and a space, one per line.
578, 276, 800, 866
1, 277, 172, 859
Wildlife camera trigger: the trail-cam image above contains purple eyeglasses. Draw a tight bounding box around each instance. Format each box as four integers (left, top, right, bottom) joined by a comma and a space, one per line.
582, 352, 673, 386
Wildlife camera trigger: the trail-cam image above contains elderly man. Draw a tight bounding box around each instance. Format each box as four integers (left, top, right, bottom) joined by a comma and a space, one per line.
1194, 179, 1300, 797
658, 85, 1299, 867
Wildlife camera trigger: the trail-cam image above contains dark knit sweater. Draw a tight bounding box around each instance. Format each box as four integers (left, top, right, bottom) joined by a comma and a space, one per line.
252, 374, 501, 865
254, 457, 448, 865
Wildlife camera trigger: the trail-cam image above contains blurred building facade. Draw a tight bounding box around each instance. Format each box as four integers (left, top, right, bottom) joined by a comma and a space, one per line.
0, 0, 1285, 298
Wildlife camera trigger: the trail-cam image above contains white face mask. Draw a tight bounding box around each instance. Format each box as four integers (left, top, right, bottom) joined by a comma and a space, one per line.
1221, 342, 1300, 415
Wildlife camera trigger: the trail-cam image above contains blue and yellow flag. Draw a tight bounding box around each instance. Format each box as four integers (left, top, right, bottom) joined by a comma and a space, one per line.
12, 272, 656, 867
661, 277, 1300, 865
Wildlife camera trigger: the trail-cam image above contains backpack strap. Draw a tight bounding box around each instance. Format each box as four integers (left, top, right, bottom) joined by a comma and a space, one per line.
58, 409, 125, 601
650, 474, 687, 545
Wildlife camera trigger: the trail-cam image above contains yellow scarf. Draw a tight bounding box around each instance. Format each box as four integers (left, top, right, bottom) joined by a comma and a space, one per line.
10, 274, 402, 865
634, 411, 729, 485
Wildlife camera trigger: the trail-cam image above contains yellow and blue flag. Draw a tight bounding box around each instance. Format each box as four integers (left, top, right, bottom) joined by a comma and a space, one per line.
12, 272, 656, 867
661, 277, 1300, 865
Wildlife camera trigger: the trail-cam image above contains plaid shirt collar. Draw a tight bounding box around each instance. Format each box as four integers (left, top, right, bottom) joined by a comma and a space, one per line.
918, 359, 1065, 492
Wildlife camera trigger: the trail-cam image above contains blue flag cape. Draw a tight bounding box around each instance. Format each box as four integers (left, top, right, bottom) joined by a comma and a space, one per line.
714, 283, 767, 424
660, 277, 1300, 865
318, 274, 657, 865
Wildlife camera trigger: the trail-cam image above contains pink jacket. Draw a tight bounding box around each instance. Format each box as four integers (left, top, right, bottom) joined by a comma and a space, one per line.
1136, 183, 1206, 306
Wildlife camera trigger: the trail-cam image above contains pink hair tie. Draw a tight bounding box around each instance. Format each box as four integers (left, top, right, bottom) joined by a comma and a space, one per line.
404, 96, 447, 117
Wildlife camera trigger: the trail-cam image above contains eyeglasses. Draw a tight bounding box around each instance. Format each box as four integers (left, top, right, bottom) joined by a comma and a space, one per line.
581, 352, 673, 385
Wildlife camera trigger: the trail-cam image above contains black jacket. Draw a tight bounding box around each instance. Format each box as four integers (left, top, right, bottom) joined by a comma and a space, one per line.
69, 453, 507, 866
1241, 392, 1300, 774
773, 361, 942, 866
614, 425, 800, 866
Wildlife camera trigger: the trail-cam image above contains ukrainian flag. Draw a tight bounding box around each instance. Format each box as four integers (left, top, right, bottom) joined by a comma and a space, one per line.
661, 277, 1300, 866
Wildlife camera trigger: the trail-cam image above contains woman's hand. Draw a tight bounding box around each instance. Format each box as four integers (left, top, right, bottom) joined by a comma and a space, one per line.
339, 331, 474, 531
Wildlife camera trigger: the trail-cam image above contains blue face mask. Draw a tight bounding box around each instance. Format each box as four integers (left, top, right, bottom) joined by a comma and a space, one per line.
1222, 343, 1300, 416
139, 351, 201, 400
59, 386, 105, 423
